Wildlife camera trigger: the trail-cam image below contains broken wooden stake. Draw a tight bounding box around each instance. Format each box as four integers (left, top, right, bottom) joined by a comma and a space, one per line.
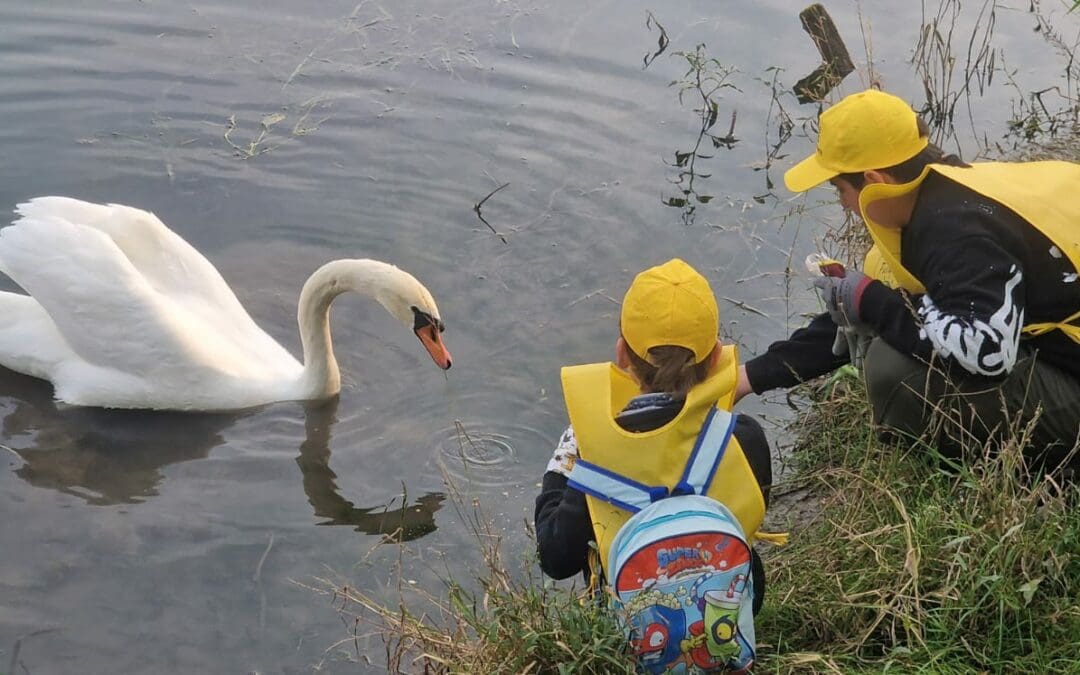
793, 4, 855, 104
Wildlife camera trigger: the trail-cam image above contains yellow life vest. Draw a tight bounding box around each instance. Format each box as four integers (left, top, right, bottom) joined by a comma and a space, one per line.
560, 345, 766, 571
862, 244, 899, 289
858, 161, 1080, 342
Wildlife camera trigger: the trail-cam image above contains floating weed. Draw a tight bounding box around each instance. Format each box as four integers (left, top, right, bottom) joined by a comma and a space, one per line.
223, 97, 332, 159
224, 112, 286, 159
473, 183, 511, 244
642, 11, 670, 69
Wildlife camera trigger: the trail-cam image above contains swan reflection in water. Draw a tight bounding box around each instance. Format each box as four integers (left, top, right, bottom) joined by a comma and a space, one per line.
2, 369, 444, 540
1, 368, 233, 505
298, 398, 445, 542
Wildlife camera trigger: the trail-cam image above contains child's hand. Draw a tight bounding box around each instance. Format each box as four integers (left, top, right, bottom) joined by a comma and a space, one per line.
813, 270, 873, 327
545, 426, 579, 477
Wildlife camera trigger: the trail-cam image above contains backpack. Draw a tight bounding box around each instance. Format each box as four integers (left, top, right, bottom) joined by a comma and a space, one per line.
567, 407, 757, 674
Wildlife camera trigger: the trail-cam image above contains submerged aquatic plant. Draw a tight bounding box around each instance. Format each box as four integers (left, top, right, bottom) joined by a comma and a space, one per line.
651, 35, 741, 226
1002, 1, 1080, 143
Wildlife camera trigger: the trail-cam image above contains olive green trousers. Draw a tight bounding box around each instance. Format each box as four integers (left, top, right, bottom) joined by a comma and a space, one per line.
862, 338, 1080, 472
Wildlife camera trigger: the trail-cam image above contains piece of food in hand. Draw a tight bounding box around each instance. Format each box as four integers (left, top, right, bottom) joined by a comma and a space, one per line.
804, 252, 846, 279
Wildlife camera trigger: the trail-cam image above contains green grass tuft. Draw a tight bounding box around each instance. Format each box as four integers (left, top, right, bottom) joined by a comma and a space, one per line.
758, 381, 1080, 674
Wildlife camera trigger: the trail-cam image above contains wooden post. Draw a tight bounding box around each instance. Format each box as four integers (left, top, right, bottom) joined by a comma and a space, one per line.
793, 4, 855, 104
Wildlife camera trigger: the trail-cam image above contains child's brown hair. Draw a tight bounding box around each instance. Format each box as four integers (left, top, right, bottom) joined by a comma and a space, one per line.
624, 343, 715, 399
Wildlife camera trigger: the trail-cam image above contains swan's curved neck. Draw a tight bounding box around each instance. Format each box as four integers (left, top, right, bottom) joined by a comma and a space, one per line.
296, 259, 405, 399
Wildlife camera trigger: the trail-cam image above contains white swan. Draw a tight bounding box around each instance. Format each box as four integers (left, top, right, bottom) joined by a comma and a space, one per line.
0, 197, 452, 411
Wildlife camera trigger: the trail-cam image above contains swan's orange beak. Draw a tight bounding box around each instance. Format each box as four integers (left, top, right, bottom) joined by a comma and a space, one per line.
416, 324, 452, 370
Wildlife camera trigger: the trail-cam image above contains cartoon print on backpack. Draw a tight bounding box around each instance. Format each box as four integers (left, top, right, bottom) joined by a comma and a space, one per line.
611, 496, 756, 674
695, 570, 751, 665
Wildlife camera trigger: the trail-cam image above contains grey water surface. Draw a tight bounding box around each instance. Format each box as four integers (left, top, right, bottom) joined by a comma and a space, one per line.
0, 1, 1070, 672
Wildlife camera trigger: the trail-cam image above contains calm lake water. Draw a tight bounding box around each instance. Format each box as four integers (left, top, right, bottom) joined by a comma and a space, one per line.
0, 1, 1071, 672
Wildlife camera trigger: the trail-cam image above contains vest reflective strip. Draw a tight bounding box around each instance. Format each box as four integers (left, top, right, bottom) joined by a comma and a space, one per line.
681, 407, 736, 495
566, 407, 737, 513
567, 459, 652, 513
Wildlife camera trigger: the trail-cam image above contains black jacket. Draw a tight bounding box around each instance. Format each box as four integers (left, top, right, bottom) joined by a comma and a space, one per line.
746, 171, 1080, 393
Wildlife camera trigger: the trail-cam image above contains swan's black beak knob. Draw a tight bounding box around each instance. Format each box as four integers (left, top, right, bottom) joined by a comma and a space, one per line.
412, 308, 452, 370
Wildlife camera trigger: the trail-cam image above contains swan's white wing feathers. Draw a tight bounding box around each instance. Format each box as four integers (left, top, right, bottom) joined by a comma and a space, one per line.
13, 197, 289, 362
0, 215, 302, 390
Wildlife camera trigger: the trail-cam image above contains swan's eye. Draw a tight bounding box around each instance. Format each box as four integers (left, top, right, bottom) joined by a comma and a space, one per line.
411, 306, 442, 332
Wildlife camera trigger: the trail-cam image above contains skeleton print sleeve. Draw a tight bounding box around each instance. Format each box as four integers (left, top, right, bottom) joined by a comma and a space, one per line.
861, 206, 1026, 379
914, 260, 1023, 377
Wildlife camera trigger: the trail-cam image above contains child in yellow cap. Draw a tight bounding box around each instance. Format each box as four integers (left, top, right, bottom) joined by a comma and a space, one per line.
535, 259, 774, 669
738, 88, 1080, 474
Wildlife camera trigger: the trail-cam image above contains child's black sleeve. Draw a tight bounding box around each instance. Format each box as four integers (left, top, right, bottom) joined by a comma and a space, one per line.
743, 312, 850, 394
733, 414, 772, 507
534, 471, 593, 580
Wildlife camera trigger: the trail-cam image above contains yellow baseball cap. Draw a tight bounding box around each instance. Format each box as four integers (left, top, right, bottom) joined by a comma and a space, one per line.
784, 89, 929, 192
621, 258, 719, 364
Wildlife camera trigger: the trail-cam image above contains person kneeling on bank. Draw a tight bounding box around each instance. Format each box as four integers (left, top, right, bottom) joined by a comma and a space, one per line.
735, 89, 1080, 475
536, 259, 779, 674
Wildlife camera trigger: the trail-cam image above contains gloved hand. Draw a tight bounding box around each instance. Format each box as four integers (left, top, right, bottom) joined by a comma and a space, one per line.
812, 270, 873, 329
826, 322, 873, 363
830, 325, 851, 358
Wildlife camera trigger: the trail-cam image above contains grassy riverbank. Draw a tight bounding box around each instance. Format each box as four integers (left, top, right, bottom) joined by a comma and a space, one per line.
757, 378, 1079, 674
316, 372, 1078, 673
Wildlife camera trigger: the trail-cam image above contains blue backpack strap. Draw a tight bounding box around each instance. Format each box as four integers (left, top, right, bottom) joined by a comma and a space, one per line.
680, 406, 737, 495
568, 406, 737, 511
567, 459, 654, 513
